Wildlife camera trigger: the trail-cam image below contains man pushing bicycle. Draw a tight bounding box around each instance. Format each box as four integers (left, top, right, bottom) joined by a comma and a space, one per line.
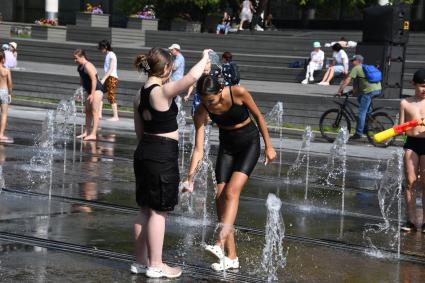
337, 54, 382, 140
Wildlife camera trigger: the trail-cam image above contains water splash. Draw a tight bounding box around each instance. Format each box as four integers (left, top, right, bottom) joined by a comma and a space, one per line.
286, 126, 314, 200
262, 193, 286, 282
363, 149, 404, 259
265, 102, 284, 177
175, 96, 187, 172
208, 51, 222, 71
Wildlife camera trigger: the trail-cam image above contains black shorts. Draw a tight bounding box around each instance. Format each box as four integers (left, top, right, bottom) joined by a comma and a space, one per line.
133, 135, 180, 212
216, 122, 261, 184
403, 136, 425, 156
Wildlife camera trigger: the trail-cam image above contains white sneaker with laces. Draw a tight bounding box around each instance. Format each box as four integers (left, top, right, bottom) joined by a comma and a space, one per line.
211, 257, 239, 271
146, 264, 182, 279
301, 79, 308, 84
130, 262, 147, 274
205, 244, 224, 259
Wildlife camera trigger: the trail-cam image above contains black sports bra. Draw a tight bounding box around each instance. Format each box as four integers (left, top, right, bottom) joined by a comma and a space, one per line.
138, 84, 178, 134
204, 86, 250, 127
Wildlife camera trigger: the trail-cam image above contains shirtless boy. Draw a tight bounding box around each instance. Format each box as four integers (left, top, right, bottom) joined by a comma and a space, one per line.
0, 51, 13, 143
400, 69, 425, 232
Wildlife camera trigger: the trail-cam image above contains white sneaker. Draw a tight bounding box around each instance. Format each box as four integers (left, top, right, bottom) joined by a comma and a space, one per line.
255, 24, 264, 31
211, 257, 239, 271
130, 262, 147, 274
301, 79, 308, 84
146, 264, 182, 279
309, 76, 314, 82
205, 244, 224, 259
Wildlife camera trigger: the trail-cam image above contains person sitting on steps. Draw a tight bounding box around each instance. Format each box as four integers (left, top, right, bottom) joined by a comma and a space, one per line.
302, 41, 324, 84
318, 43, 348, 86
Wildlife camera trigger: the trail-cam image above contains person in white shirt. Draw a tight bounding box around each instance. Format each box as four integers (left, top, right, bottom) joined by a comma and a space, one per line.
302, 41, 324, 84
1, 44, 16, 69
318, 43, 348, 86
98, 40, 119, 121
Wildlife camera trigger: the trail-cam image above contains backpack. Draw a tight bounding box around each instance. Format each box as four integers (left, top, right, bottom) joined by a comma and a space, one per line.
362, 64, 382, 83
229, 61, 240, 85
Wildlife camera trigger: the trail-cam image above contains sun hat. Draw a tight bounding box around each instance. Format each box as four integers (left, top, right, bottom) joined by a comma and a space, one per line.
313, 41, 321, 48
168, 43, 181, 50
9, 42, 17, 50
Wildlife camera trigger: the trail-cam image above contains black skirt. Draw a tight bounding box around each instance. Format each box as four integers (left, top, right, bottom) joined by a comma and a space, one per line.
133, 135, 180, 211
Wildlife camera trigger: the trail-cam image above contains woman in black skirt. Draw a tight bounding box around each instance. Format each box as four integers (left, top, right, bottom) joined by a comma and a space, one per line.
131, 47, 210, 279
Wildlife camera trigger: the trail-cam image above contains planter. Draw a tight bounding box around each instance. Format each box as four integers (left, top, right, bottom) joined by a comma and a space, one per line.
170, 21, 201, 33
127, 18, 158, 31
76, 12, 110, 28
31, 25, 66, 41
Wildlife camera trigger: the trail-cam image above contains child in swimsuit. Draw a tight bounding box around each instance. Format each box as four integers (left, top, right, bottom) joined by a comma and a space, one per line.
0, 51, 13, 143
400, 69, 425, 233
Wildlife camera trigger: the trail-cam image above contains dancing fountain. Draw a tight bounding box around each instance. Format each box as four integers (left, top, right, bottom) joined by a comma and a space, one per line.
175, 95, 187, 172
363, 149, 404, 259
265, 102, 284, 178
262, 193, 286, 282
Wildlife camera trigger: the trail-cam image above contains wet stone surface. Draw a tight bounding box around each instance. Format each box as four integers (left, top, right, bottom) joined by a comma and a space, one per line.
0, 117, 424, 282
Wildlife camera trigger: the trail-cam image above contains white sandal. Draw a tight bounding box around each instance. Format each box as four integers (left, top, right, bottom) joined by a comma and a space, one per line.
205, 244, 224, 259
211, 257, 239, 271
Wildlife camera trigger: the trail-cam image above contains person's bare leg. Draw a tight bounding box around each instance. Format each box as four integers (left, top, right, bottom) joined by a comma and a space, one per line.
405, 150, 419, 225
325, 68, 335, 83
146, 209, 167, 267
239, 20, 245, 30
0, 104, 8, 139
77, 103, 90, 139
84, 91, 103, 141
319, 68, 331, 83
107, 103, 119, 122
99, 100, 103, 119
419, 156, 425, 226
216, 172, 249, 260
134, 207, 149, 265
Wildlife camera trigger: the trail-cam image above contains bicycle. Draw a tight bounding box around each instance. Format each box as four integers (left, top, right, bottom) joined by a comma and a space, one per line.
319, 92, 395, 147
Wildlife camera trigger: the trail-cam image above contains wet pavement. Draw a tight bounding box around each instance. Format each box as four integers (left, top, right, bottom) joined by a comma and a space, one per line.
0, 116, 425, 282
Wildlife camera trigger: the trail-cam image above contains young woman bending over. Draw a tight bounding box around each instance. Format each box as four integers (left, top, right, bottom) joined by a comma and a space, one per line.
184, 74, 277, 271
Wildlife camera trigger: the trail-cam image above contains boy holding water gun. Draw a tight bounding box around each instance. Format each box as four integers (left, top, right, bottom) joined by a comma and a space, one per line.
400, 69, 425, 232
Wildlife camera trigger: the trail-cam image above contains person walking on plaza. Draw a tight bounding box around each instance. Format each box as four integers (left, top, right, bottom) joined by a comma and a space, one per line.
0, 51, 13, 143
169, 44, 185, 81
182, 74, 277, 271
74, 49, 104, 141
318, 43, 348, 86
131, 48, 211, 278
399, 69, 425, 233
338, 55, 382, 139
9, 42, 17, 60
301, 42, 324, 84
222, 51, 240, 86
239, 0, 254, 31
98, 40, 119, 121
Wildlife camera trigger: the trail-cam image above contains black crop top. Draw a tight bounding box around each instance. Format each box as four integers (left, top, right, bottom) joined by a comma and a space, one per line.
205, 86, 250, 127
138, 84, 178, 134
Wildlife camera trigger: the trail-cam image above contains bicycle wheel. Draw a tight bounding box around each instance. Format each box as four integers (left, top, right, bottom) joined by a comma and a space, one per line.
365, 112, 395, 147
319, 109, 351, 143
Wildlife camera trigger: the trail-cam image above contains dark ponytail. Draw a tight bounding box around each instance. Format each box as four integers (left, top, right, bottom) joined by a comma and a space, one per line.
98, 40, 113, 51
196, 74, 222, 96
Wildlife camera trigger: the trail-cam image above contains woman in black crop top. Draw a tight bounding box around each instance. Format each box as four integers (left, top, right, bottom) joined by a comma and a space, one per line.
182, 74, 277, 271
74, 49, 103, 141
132, 47, 211, 279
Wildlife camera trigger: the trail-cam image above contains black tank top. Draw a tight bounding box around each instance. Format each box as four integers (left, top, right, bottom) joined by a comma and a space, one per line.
205, 87, 250, 127
138, 84, 178, 134
77, 64, 104, 93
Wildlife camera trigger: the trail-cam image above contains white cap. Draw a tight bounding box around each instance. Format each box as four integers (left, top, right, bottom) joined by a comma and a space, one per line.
168, 43, 181, 50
